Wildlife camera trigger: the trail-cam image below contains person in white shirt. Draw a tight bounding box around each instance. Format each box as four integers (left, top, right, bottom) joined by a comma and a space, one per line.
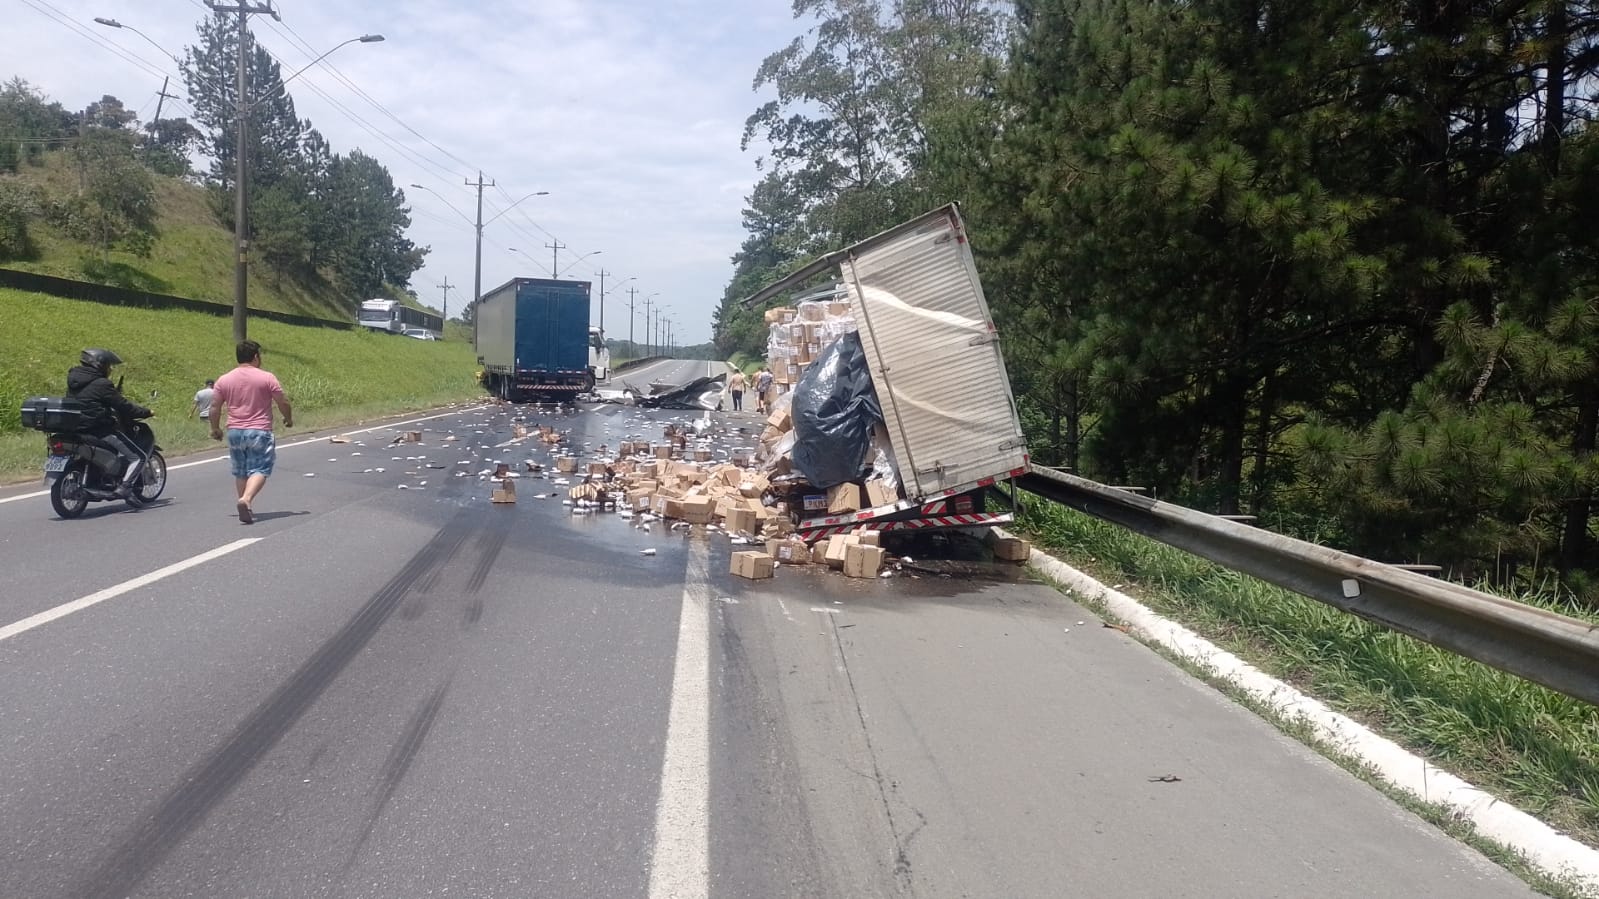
192, 379, 216, 421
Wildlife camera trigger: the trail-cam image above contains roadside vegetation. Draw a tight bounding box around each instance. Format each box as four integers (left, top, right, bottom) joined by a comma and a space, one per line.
1020, 498, 1599, 851
0, 287, 483, 484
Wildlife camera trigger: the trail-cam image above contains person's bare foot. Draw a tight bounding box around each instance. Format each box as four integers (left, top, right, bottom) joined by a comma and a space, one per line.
236, 499, 253, 524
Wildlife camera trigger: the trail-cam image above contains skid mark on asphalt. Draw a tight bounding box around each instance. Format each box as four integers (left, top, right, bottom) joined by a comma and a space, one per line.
341, 680, 453, 875
71, 512, 476, 899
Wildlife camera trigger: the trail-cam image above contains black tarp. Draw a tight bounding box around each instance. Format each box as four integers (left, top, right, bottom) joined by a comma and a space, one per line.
791, 331, 882, 489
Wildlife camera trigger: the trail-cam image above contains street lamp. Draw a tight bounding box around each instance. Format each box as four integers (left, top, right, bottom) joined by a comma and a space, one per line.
556, 250, 601, 278
598, 274, 633, 336
93, 18, 181, 64
409, 183, 475, 227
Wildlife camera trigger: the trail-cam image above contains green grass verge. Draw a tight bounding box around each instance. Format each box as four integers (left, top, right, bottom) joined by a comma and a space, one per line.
5, 154, 348, 320
1019, 497, 1599, 850
0, 287, 485, 484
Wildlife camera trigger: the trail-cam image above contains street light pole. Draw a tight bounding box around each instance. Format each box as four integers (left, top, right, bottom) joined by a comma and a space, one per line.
641, 296, 654, 358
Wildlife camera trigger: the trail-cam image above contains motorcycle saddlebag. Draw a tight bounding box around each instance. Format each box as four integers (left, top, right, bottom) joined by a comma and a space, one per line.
20, 396, 91, 432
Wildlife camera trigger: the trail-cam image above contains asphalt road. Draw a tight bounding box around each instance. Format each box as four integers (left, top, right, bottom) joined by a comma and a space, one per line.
0, 372, 1536, 898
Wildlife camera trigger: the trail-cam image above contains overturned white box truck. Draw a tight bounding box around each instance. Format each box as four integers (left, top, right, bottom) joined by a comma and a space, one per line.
743, 204, 1030, 540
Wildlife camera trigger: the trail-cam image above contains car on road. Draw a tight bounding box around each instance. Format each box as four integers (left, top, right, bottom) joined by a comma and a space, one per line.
402, 327, 438, 341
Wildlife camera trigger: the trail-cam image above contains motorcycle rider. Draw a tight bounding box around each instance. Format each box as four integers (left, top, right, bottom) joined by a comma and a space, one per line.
66, 348, 152, 498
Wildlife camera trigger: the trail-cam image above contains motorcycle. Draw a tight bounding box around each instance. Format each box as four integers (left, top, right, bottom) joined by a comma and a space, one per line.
21, 389, 168, 518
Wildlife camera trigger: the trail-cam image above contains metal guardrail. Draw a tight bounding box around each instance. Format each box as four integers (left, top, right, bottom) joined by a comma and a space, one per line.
0, 268, 355, 330
1017, 467, 1599, 705
611, 356, 667, 374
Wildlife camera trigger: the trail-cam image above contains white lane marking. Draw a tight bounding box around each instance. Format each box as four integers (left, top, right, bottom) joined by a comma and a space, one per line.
0, 406, 486, 505
647, 539, 711, 899
0, 538, 262, 643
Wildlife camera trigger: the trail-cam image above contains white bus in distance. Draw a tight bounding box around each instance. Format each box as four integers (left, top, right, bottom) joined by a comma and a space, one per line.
358, 298, 444, 337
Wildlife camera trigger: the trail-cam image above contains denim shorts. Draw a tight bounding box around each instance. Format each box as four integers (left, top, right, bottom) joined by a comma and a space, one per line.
227, 429, 276, 479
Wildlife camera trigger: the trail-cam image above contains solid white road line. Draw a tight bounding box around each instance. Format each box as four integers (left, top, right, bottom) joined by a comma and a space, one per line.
647, 539, 711, 899
0, 537, 262, 643
0, 405, 486, 505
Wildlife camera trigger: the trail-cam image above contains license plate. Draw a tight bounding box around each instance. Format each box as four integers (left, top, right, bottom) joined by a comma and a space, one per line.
43, 455, 69, 473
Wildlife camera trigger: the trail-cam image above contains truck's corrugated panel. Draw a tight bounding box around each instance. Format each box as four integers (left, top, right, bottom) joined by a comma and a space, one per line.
474, 281, 518, 370
844, 208, 1028, 499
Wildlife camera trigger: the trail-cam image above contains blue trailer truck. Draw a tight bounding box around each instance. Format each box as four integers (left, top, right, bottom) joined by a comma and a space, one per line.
475, 277, 605, 401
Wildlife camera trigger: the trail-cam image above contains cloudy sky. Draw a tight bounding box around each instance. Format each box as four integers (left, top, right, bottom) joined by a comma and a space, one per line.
11, 0, 809, 345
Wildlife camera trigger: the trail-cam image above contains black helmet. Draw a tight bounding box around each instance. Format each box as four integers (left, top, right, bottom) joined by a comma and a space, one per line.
80, 348, 123, 373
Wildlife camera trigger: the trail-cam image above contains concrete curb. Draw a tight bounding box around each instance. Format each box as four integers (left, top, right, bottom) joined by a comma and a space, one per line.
1018, 534, 1599, 895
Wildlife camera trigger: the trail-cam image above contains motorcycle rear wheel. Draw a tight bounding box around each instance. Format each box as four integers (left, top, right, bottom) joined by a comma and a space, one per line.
50, 463, 89, 519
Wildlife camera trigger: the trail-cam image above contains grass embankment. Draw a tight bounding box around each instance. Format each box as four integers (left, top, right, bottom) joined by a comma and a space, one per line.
6, 153, 346, 320
0, 287, 484, 484
1020, 499, 1599, 851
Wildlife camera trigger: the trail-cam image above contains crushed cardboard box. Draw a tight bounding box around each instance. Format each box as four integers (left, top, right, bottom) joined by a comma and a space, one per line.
730, 551, 775, 579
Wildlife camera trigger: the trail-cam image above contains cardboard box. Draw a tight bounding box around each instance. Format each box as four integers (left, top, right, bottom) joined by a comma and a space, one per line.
844, 543, 886, 578
731, 551, 776, 579
856, 529, 881, 547
693, 448, 712, 462
767, 537, 811, 564
828, 302, 850, 317
987, 534, 1032, 562
763, 307, 797, 325
800, 302, 826, 322
766, 407, 792, 432
825, 534, 856, 568
864, 479, 898, 508
725, 506, 761, 536
652, 493, 684, 518
826, 483, 861, 514
654, 444, 673, 459
512, 424, 528, 439
490, 477, 516, 504
556, 457, 576, 473
810, 541, 830, 564
588, 461, 609, 476
740, 474, 771, 498
637, 461, 660, 478
680, 495, 716, 525
628, 489, 654, 512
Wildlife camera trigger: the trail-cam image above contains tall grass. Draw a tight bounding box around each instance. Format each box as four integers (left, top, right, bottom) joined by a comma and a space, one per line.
0, 287, 484, 483
1020, 497, 1599, 847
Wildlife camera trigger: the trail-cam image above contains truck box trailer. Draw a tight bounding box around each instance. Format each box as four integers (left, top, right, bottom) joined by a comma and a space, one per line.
743, 204, 1029, 540
475, 278, 598, 400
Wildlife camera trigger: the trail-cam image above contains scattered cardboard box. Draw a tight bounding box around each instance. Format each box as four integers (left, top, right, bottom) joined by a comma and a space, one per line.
490, 478, 516, 504
844, 543, 886, 578
680, 496, 716, 525
986, 531, 1032, 562
864, 479, 898, 509
767, 537, 811, 564
827, 482, 861, 514
731, 551, 776, 579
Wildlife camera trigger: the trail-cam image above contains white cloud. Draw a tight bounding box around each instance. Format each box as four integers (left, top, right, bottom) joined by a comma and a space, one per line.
9, 0, 809, 345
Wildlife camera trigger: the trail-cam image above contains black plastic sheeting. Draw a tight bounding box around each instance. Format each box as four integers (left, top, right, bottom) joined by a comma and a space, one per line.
631, 373, 727, 411
791, 331, 883, 489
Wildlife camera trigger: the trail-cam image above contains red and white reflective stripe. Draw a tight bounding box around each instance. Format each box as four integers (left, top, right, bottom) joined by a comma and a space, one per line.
922, 500, 947, 514
796, 512, 1012, 539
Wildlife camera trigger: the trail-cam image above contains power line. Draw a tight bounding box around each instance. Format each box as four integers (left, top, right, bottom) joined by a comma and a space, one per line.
18, 0, 175, 83
271, 14, 479, 172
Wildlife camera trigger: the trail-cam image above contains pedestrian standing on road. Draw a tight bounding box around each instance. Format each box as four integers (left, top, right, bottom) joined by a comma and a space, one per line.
729, 369, 746, 412
210, 340, 292, 524
192, 379, 216, 421
755, 367, 774, 414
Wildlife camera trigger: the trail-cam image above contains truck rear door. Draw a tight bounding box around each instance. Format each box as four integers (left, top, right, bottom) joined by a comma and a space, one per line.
843, 206, 1029, 499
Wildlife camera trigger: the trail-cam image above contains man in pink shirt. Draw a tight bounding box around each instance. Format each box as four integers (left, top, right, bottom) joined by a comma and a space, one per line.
210, 339, 293, 524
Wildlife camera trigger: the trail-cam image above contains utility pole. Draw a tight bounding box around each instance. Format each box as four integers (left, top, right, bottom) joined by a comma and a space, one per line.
642, 296, 655, 358
152, 76, 178, 127
207, 0, 278, 344
545, 239, 566, 278
627, 286, 638, 354
595, 269, 610, 334
466, 171, 494, 312
438, 276, 454, 323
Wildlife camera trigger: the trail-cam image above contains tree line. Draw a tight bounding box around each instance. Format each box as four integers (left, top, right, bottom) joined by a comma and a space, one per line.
713, 0, 1599, 592
0, 8, 424, 306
